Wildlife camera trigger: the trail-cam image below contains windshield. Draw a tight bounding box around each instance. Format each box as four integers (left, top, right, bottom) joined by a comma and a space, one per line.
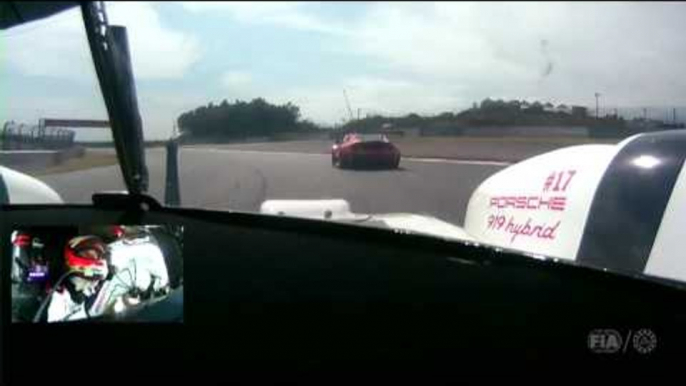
3, 2, 686, 284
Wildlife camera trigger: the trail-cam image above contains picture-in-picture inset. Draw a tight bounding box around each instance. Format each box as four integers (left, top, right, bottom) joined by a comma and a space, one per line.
11, 224, 183, 323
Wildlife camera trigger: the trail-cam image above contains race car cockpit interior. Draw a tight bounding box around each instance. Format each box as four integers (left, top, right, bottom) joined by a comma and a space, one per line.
2, 1, 685, 382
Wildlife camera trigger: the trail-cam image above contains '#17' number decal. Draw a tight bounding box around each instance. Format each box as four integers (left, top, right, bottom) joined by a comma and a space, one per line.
543, 170, 576, 192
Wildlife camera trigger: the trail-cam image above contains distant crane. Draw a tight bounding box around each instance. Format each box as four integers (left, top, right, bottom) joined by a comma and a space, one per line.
343, 89, 354, 122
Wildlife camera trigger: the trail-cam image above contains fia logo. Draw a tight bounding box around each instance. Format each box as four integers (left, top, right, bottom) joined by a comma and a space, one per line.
588, 329, 623, 353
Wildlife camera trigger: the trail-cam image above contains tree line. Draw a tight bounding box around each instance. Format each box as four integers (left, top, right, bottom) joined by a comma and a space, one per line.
338, 98, 629, 135
177, 97, 633, 140
177, 98, 321, 140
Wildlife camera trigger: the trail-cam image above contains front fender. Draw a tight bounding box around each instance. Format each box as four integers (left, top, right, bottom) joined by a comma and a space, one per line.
0, 166, 63, 204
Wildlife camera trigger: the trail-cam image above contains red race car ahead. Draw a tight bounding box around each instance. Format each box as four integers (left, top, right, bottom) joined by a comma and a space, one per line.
332, 133, 401, 169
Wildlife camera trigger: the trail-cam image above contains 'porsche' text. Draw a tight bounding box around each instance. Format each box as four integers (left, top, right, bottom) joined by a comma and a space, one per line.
489, 196, 566, 211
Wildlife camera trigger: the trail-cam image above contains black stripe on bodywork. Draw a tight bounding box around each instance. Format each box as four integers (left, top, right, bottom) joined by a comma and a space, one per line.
576, 130, 686, 273
0, 170, 9, 204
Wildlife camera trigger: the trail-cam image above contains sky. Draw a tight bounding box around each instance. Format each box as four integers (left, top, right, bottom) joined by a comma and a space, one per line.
1, 1, 686, 141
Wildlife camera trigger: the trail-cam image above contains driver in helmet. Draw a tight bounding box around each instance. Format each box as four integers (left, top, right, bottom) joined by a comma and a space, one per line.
44, 226, 171, 322
45, 235, 110, 322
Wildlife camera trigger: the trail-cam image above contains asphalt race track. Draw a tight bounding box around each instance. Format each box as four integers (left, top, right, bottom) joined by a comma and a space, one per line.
39, 148, 507, 226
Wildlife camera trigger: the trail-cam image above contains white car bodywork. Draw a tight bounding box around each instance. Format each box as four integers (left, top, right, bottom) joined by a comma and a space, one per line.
462, 144, 621, 261
261, 132, 686, 285
261, 199, 367, 221
259, 143, 627, 255
644, 162, 686, 282
0, 165, 62, 204
260, 199, 473, 241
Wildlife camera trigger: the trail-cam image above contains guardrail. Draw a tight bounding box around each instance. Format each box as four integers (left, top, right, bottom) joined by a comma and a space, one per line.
0, 146, 85, 171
